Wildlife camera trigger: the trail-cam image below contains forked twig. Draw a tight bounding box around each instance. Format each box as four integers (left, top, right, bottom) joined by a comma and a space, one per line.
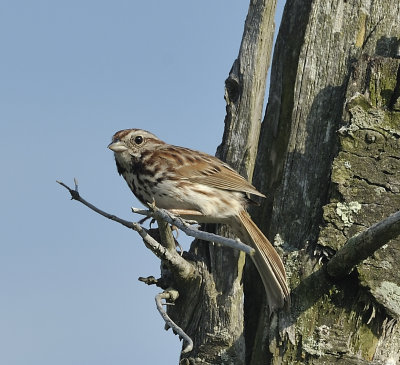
58, 179, 195, 353
155, 290, 193, 354
56, 179, 193, 278
132, 207, 255, 256
57, 179, 254, 255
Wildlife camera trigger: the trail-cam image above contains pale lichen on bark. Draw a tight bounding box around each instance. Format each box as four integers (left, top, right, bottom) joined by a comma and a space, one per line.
251, 0, 400, 362
316, 55, 400, 362
319, 57, 400, 313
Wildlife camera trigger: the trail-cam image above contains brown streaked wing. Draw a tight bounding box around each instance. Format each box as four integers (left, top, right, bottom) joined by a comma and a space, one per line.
176, 153, 265, 197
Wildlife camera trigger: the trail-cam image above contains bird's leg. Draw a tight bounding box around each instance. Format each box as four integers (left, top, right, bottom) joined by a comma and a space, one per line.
138, 215, 156, 226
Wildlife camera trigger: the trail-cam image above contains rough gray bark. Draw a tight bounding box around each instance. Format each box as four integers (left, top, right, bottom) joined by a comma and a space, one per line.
327, 211, 400, 280
251, 0, 400, 363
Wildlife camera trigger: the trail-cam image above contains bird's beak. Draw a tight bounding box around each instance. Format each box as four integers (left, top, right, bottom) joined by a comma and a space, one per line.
108, 141, 128, 153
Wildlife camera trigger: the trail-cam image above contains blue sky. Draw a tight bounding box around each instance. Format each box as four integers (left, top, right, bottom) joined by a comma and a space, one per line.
0, 1, 284, 364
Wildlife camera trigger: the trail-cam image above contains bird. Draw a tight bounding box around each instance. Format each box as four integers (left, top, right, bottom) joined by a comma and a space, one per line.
108, 128, 289, 311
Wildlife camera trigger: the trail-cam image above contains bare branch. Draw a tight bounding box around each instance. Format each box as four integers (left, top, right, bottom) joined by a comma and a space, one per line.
155, 218, 177, 253
57, 180, 194, 279
132, 207, 255, 256
155, 290, 193, 354
138, 276, 158, 285
327, 210, 400, 279
57, 180, 137, 229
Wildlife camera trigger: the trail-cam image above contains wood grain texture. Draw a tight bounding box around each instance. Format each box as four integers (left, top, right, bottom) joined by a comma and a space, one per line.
251, 0, 400, 363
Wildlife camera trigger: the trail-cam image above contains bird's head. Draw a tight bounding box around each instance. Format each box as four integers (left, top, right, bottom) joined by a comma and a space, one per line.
108, 129, 164, 160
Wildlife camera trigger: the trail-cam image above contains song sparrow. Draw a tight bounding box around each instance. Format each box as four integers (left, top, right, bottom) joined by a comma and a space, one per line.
108, 128, 289, 311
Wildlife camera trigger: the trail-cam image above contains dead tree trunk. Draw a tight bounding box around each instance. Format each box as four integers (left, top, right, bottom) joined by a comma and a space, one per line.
250, 0, 400, 363
165, 0, 400, 363
169, 0, 400, 363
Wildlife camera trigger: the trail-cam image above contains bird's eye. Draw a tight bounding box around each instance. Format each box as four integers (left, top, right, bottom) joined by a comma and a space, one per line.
134, 135, 144, 145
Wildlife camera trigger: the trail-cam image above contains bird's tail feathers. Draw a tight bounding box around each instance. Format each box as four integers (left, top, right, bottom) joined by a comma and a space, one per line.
236, 210, 290, 312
